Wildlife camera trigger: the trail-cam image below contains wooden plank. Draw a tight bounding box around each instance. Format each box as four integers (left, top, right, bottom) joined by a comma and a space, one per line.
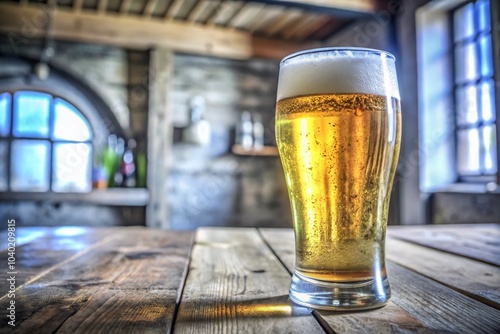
0, 3, 308, 60
143, 0, 160, 17
388, 224, 500, 266
120, 0, 132, 14
263, 9, 303, 37
97, 0, 108, 14
74, 0, 85, 12
146, 48, 173, 228
281, 13, 318, 40
226, 2, 253, 28
0, 227, 116, 296
0, 226, 50, 251
188, 0, 219, 23
315, 302, 435, 334
248, 5, 284, 33
164, 0, 184, 19
259, 228, 432, 334
388, 261, 500, 333
187, 0, 209, 22
0, 228, 193, 333
293, 15, 331, 41
271, 0, 377, 13
207, 1, 244, 26
387, 237, 500, 309
252, 36, 319, 60
174, 227, 324, 333
257, 228, 295, 272
230, 3, 266, 31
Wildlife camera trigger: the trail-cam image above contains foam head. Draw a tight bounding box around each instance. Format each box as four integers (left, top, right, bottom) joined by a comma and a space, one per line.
277, 48, 400, 101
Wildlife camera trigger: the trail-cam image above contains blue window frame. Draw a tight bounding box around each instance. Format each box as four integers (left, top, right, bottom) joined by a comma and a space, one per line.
0, 91, 93, 192
453, 0, 497, 178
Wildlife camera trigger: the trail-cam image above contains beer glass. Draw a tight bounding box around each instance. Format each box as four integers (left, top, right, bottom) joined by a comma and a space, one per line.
276, 48, 401, 310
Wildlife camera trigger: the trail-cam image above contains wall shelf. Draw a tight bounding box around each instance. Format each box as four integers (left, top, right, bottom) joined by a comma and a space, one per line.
0, 188, 150, 206
231, 144, 279, 157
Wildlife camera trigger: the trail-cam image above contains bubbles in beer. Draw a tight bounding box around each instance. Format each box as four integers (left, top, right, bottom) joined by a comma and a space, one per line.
276, 94, 401, 282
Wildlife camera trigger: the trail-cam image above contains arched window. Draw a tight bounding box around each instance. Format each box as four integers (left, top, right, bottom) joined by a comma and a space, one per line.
0, 91, 93, 193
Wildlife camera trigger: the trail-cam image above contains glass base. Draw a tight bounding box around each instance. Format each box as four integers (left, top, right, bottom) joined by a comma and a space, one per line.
289, 271, 390, 310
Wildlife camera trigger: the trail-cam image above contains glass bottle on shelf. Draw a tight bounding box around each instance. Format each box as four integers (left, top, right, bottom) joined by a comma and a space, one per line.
121, 139, 137, 188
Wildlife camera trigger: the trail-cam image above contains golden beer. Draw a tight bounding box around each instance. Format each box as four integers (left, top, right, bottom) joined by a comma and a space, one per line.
276, 48, 401, 310
276, 93, 401, 282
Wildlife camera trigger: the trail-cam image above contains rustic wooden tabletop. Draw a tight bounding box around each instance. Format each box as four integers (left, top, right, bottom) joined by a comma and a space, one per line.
0, 224, 499, 333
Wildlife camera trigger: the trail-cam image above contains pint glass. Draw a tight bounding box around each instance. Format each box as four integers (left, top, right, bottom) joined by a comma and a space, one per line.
276, 48, 401, 310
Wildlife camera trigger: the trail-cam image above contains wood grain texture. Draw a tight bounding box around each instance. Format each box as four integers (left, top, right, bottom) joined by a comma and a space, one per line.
388, 224, 500, 266
389, 262, 500, 333
258, 228, 295, 272
0, 228, 193, 333
0, 227, 116, 296
174, 227, 324, 333
259, 228, 431, 334
146, 48, 173, 229
315, 302, 435, 334
0, 3, 308, 60
387, 237, 500, 309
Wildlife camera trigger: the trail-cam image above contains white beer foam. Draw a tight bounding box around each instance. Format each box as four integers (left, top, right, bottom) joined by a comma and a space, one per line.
277, 48, 400, 101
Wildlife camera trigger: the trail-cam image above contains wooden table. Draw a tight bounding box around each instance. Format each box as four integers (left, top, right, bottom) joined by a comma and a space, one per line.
1, 224, 499, 333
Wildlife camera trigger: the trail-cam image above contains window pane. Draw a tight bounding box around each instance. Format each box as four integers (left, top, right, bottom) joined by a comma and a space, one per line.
456, 85, 478, 126
480, 80, 495, 122
0, 141, 7, 191
476, 0, 491, 33
455, 42, 478, 84
482, 124, 497, 174
52, 98, 92, 141
11, 140, 50, 191
458, 128, 480, 175
13, 91, 51, 138
52, 143, 92, 193
454, 2, 474, 42
479, 34, 493, 77
0, 93, 11, 137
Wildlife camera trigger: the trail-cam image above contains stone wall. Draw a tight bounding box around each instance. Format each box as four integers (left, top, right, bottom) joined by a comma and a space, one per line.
0, 40, 292, 229
168, 54, 291, 229
0, 38, 146, 226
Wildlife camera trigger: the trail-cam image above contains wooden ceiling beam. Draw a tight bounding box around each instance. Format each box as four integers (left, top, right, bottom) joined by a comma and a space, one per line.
73, 0, 84, 12
252, 0, 379, 15
263, 9, 303, 37
120, 0, 132, 14
207, 1, 243, 26
164, 0, 184, 19
98, 0, 108, 14
0, 3, 311, 60
143, 0, 160, 17
294, 15, 331, 41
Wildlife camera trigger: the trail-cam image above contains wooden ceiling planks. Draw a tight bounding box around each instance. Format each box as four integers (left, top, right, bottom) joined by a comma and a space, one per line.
187, 0, 210, 22
74, 0, 84, 12
119, 0, 133, 14
142, 0, 160, 17
247, 5, 284, 33
97, 0, 108, 14
293, 14, 332, 41
229, 2, 266, 30
0, 0, 382, 59
264, 8, 304, 37
207, 1, 245, 26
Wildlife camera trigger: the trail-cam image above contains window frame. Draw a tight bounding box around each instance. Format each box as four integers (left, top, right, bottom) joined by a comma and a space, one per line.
1, 89, 94, 193
450, 0, 497, 182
